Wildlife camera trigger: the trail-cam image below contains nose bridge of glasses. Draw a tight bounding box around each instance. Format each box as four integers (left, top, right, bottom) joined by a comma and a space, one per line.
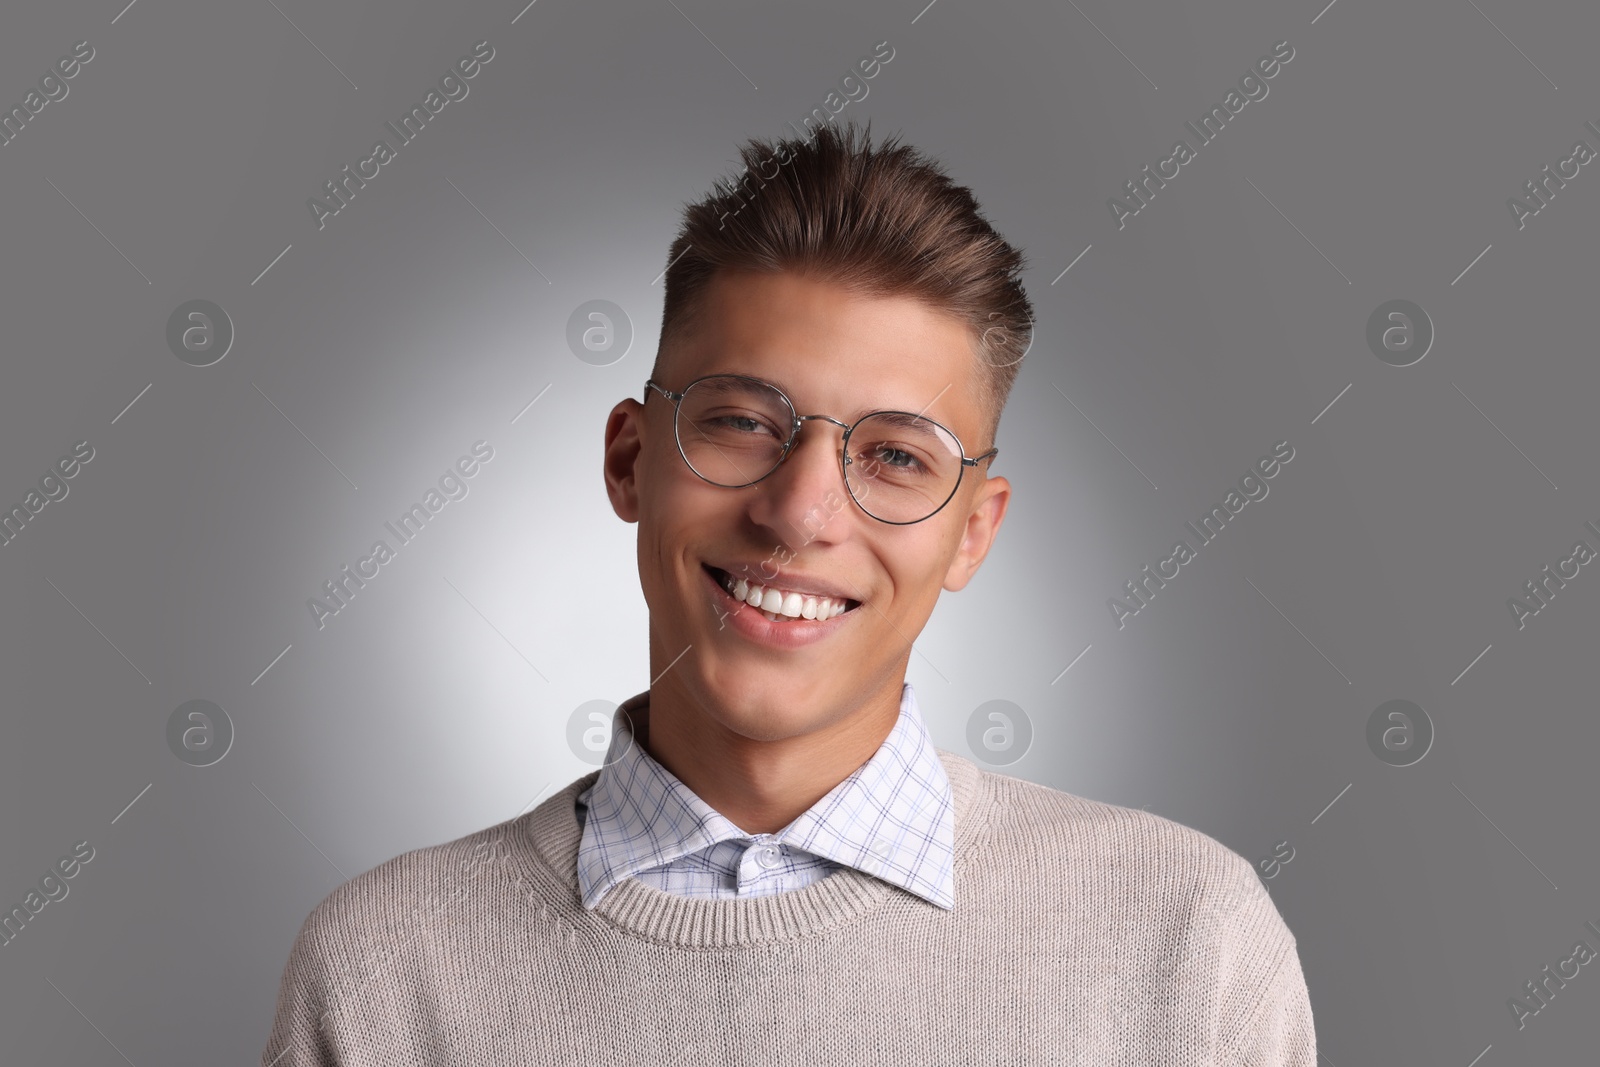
792, 412, 852, 440
780, 413, 852, 473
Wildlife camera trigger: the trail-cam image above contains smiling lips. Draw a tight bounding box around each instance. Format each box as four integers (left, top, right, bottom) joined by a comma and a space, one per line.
705, 564, 860, 622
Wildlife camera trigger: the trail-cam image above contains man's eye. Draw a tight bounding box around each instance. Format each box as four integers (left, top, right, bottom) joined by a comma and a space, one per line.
713, 415, 775, 435
875, 447, 920, 469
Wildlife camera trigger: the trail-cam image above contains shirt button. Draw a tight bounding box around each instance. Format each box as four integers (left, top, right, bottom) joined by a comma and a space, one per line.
755, 843, 782, 869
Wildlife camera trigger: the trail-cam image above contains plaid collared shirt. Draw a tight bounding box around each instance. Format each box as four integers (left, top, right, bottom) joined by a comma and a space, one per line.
573, 682, 955, 910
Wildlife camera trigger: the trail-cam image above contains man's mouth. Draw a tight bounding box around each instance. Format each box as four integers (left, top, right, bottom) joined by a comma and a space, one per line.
702, 563, 863, 623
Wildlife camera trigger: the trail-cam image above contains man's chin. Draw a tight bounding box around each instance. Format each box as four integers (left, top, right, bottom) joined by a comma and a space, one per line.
690, 660, 838, 734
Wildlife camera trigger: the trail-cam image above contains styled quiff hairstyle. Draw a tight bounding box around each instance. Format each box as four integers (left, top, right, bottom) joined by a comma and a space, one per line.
651, 119, 1034, 449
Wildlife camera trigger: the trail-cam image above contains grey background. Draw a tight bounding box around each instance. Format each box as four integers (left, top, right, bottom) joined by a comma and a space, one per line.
1, 0, 1595, 1062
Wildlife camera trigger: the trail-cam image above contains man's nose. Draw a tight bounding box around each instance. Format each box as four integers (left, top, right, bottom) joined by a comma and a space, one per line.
749, 422, 852, 541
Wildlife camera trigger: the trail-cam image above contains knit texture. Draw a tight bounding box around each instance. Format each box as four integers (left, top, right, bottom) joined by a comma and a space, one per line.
260, 748, 1316, 1065
574, 682, 955, 908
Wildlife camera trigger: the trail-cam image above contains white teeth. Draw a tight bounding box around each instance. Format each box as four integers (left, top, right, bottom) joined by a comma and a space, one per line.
716, 568, 852, 622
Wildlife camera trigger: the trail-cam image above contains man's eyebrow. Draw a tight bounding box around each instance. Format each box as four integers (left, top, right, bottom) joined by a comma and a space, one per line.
866, 410, 946, 430
712, 372, 918, 418
707, 370, 964, 431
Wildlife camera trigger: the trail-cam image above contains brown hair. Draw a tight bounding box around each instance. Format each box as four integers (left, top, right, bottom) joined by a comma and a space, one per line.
651, 119, 1034, 449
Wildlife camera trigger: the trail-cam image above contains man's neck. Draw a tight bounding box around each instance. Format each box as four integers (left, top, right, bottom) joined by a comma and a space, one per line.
635, 673, 905, 836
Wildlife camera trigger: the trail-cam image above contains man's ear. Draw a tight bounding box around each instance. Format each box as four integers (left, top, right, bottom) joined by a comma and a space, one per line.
943, 473, 1010, 592
603, 398, 646, 523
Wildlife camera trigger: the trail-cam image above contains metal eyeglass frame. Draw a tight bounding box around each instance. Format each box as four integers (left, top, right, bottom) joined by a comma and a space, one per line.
643, 373, 999, 526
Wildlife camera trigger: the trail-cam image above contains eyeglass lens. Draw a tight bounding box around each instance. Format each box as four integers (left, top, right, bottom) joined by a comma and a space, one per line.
674, 376, 965, 523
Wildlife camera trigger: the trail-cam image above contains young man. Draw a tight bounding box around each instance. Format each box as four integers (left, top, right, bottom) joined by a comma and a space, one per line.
262, 121, 1316, 1065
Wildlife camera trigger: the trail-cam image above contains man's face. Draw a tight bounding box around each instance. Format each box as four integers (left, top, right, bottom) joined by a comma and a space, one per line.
602, 269, 1011, 743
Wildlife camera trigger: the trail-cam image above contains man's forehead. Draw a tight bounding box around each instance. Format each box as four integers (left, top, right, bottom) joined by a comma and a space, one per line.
663, 271, 985, 425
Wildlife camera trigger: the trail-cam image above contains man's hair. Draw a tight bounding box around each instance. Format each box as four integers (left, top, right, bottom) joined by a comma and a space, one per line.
651, 119, 1034, 449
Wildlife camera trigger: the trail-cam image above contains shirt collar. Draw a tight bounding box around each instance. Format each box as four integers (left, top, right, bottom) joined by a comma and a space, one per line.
575, 682, 955, 910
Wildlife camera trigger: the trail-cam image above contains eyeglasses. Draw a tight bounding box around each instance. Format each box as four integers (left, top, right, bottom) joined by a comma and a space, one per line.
643, 373, 998, 525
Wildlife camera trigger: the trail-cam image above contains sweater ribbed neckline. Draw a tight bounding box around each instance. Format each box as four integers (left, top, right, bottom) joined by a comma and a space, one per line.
517, 747, 987, 949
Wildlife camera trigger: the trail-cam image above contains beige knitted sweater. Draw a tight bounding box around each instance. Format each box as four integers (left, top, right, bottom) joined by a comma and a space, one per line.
261, 748, 1316, 1065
